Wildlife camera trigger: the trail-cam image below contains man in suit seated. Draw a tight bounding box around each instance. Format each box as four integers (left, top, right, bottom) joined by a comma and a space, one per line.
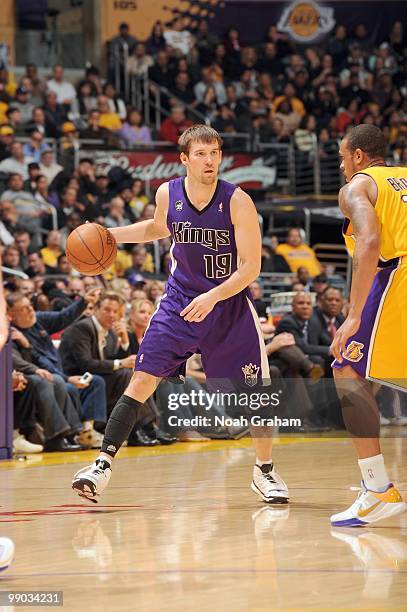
59, 292, 135, 413
275, 292, 332, 373
59, 292, 157, 443
312, 287, 345, 350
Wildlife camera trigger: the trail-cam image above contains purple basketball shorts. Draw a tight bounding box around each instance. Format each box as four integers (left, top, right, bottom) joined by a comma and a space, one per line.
134, 284, 269, 388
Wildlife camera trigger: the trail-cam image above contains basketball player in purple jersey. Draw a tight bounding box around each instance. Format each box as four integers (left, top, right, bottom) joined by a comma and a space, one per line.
72, 125, 289, 504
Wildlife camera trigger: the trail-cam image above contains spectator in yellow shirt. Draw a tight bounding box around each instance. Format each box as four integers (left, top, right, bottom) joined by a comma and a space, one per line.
272, 82, 305, 118
40, 230, 63, 267
275, 228, 322, 277
97, 95, 122, 131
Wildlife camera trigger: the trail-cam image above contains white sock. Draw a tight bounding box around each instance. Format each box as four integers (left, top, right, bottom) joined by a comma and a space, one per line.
358, 454, 390, 492
256, 458, 273, 468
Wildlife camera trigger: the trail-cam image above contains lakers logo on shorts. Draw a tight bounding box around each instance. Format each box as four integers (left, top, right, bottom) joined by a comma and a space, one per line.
343, 341, 364, 362
242, 363, 260, 387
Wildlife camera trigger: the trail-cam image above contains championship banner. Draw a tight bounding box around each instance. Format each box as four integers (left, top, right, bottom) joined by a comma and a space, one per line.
85, 150, 277, 190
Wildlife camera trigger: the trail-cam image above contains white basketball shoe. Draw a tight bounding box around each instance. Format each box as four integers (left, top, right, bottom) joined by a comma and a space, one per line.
0, 537, 15, 571
331, 481, 407, 527
251, 463, 289, 503
72, 459, 112, 503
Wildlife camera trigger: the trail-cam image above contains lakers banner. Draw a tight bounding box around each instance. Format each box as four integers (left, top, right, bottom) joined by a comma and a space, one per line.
84, 150, 276, 189
218, 1, 403, 46
277, 1, 335, 42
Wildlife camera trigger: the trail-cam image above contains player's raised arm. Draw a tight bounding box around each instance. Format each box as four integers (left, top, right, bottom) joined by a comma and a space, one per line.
331, 175, 380, 361
108, 182, 171, 244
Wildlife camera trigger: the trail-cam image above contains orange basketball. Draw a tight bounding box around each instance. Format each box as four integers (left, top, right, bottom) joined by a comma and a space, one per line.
66, 223, 117, 276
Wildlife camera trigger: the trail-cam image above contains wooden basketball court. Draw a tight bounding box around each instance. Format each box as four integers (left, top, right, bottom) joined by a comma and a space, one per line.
1, 434, 406, 611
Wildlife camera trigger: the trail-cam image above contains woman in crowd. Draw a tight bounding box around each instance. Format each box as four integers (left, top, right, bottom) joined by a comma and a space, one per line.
146, 280, 164, 305
119, 109, 152, 147
127, 298, 154, 354
103, 83, 127, 120
72, 80, 97, 118
128, 177, 150, 218
34, 174, 60, 210
146, 21, 167, 57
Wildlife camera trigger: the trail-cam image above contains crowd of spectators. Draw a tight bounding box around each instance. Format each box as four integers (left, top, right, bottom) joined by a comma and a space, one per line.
117, 18, 406, 155
0, 16, 406, 454
0, 18, 405, 157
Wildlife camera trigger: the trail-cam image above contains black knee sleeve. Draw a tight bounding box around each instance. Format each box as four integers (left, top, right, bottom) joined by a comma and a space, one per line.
102, 395, 144, 457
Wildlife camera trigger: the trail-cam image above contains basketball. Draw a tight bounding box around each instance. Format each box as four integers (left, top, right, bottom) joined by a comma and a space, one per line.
66, 223, 117, 275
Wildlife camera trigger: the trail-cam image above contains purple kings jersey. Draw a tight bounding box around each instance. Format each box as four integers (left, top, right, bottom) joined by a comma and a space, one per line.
166, 177, 238, 297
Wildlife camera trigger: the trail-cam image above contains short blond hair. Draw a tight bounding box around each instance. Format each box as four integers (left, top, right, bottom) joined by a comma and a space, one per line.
178, 124, 223, 155
129, 298, 154, 314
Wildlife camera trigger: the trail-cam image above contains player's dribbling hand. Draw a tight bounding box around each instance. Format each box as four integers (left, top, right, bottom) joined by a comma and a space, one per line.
180, 292, 217, 323
330, 316, 361, 363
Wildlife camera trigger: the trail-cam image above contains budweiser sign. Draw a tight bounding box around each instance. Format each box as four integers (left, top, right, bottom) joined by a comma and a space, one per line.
84, 150, 276, 189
